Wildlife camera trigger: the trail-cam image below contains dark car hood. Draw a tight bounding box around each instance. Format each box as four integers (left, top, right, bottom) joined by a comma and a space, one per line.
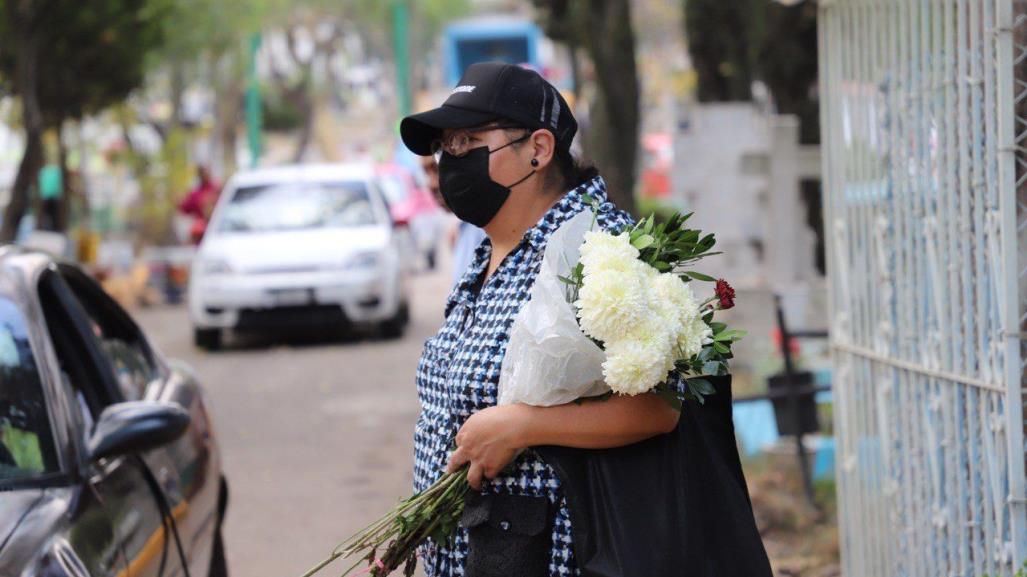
0, 488, 45, 552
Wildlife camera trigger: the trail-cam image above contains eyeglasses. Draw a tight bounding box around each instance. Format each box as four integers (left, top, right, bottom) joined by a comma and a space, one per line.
431, 122, 529, 162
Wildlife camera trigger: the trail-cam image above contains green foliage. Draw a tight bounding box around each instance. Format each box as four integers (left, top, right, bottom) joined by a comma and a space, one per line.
628, 211, 720, 272
261, 86, 304, 132
156, 0, 258, 64
0, 0, 174, 125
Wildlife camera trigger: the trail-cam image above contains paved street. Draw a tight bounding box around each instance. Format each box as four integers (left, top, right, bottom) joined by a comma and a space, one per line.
134, 265, 453, 577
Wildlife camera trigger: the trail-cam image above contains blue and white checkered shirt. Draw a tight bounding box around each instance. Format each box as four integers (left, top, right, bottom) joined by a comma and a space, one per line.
413, 175, 633, 577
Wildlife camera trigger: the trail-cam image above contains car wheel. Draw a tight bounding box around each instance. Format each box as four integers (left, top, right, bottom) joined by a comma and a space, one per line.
380, 302, 410, 339
209, 527, 228, 577
194, 328, 223, 351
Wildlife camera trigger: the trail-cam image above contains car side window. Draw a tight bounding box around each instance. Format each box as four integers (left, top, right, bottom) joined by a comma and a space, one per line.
0, 296, 61, 480
59, 269, 161, 402
38, 270, 116, 424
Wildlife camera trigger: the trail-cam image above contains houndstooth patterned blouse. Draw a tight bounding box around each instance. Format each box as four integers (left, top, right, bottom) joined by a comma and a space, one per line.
412, 175, 633, 577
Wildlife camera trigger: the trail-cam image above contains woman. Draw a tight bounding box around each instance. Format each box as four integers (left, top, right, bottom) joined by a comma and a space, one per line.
400, 62, 682, 577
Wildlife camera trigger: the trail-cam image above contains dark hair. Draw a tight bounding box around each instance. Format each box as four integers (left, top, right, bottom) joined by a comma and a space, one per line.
550, 146, 599, 191
505, 126, 598, 192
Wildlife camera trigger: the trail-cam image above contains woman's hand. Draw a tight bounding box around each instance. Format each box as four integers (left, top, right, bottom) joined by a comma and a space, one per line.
447, 404, 531, 490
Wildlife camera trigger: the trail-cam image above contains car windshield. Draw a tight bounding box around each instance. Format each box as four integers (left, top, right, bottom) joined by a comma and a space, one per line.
0, 297, 60, 482
215, 181, 378, 233
377, 174, 410, 206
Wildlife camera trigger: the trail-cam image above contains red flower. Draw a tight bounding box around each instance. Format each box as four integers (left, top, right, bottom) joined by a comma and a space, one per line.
715, 279, 736, 309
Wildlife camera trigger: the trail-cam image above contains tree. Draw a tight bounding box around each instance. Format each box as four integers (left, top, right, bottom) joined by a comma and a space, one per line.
153, 0, 262, 173
684, 0, 759, 102
683, 0, 824, 273
756, 0, 818, 144
683, 0, 818, 142
0, 0, 172, 239
407, 0, 471, 94
534, 0, 640, 215
0, 0, 46, 242
264, 20, 342, 162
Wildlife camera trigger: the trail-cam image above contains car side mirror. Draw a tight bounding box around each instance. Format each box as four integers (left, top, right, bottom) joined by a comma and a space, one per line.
87, 401, 190, 462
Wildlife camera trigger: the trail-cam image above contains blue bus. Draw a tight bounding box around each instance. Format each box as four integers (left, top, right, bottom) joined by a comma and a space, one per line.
443, 18, 544, 85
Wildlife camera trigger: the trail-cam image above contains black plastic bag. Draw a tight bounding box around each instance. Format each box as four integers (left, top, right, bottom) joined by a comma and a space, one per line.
535, 375, 772, 577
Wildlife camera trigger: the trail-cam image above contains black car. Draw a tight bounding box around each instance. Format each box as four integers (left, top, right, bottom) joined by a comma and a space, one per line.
0, 247, 227, 577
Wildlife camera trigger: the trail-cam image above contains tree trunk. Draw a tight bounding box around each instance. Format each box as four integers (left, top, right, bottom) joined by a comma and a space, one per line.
4, 130, 42, 243
580, 0, 640, 215
55, 123, 70, 232
170, 59, 186, 129
291, 90, 314, 163
684, 0, 756, 103
2, 0, 46, 242
568, 43, 582, 104
213, 50, 244, 175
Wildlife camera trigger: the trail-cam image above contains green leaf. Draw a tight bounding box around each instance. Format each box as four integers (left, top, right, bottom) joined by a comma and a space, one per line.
714, 329, 747, 342
702, 360, 720, 375
632, 234, 655, 250
713, 341, 730, 354
684, 271, 717, 282
710, 322, 727, 333
689, 378, 716, 395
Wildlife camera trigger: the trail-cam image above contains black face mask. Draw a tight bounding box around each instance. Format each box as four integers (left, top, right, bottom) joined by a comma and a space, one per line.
437, 138, 535, 227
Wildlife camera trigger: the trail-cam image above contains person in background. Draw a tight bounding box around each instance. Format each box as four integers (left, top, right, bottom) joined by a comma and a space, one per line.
418, 153, 486, 287
178, 165, 221, 244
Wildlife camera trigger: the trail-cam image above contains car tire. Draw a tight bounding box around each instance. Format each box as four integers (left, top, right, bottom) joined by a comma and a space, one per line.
380, 302, 410, 339
194, 328, 223, 351
209, 527, 228, 577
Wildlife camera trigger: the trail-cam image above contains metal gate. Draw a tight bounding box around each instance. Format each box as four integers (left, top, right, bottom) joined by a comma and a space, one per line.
818, 0, 1027, 574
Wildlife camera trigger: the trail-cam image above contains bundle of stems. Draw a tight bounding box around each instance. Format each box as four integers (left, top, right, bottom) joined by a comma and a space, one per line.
300, 468, 469, 577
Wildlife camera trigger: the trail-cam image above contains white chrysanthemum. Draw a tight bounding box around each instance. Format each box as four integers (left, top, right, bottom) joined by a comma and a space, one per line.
642, 270, 710, 360
650, 273, 700, 326
602, 336, 675, 396
625, 316, 679, 372
578, 230, 638, 274
575, 268, 648, 343
638, 268, 680, 336
676, 315, 714, 359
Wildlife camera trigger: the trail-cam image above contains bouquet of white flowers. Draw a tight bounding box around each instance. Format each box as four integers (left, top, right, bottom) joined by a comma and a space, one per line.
500, 195, 742, 409
302, 200, 743, 577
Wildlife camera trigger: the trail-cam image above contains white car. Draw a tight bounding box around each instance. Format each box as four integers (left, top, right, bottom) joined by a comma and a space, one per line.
188, 164, 410, 350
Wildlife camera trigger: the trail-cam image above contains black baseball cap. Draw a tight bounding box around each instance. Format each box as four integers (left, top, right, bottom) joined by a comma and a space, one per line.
400, 62, 577, 156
